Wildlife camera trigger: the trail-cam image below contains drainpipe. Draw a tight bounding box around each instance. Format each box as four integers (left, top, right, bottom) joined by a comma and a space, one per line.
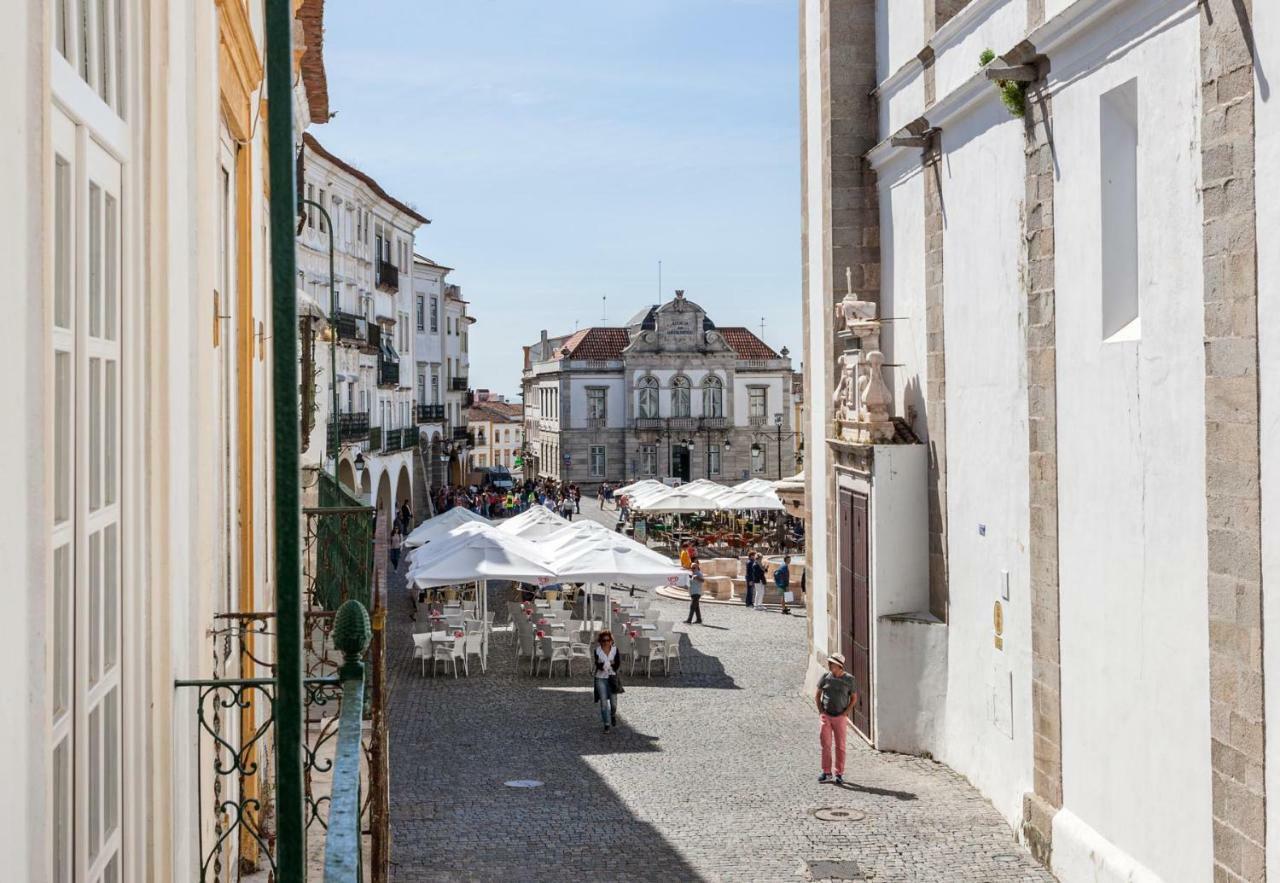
265, 0, 304, 878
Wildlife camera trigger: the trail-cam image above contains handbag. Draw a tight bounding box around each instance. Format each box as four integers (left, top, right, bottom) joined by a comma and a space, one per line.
608, 674, 625, 694
783, 591, 795, 603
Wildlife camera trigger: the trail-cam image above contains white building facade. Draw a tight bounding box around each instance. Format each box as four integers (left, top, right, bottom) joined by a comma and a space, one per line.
297, 134, 427, 520
522, 292, 797, 488
802, 2, 1278, 882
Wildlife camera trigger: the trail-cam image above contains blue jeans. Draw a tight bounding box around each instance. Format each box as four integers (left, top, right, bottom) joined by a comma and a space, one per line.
594, 677, 617, 726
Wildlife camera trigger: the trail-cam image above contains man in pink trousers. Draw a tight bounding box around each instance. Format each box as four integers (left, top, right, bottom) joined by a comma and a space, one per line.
815, 652, 857, 784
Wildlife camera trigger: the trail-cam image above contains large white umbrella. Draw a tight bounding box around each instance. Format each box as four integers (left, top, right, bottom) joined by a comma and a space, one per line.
404, 520, 491, 567
624, 484, 679, 508
719, 489, 786, 511
614, 479, 664, 497
735, 478, 776, 494
497, 505, 570, 539
556, 542, 687, 629
684, 480, 739, 504
403, 507, 491, 549
633, 488, 720, 514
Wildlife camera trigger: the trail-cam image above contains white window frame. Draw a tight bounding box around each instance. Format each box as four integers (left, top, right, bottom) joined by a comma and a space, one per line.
590, 445, 606, 477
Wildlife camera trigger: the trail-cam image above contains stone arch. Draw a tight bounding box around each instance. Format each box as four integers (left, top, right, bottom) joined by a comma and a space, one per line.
337, 457, 357, 495
359, 466, 372, 501
395, 462, 412, 524
375, 469, 393, 539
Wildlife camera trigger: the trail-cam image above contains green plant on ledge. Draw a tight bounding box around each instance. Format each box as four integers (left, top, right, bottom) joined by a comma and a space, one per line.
980, 48, 1026, 118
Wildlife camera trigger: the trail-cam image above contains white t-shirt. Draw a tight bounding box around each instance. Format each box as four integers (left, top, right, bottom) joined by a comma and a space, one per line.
595, 646, 617, 678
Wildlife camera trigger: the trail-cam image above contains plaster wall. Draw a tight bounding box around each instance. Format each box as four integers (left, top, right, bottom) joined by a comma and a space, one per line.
802, 0, 830, 660
875, 157, 928, 440
935, 94, 1033, 829
1254, 3, 1280, 875
870, 445, 930, 617
567, 375, 626, 429
1049, 10, 1212, 880
732, 375, 787, 423
933, 0, 1027, 100
880, 75, 927, 141
875, 0, 925, 80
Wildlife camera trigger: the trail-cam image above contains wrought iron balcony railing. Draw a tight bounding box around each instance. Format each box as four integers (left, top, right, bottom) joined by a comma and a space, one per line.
369, 426, 382, 451
382, 427, 414, 453
173, 479, 384, 882
378, 357, 399, 387
334, 310, 367, 345
329, 411, 370, 443
375, 259, 399, 291
452, 426, 474, 444
416, 403, 445, 423
450, 376, 468, 391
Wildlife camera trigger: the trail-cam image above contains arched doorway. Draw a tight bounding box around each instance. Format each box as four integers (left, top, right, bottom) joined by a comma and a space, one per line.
375, 470, 393, 541
359, 467, 372, 502
395, 463, 412, 526
338, 457, 356, 494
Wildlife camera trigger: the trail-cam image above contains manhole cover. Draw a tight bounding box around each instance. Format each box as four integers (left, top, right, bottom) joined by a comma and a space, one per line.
503, 780, 544, 789
991, 854, 1020, 863
811, 807, 866, 822
807, 859, 865, 880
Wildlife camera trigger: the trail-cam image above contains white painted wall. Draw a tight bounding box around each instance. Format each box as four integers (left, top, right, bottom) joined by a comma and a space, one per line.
732, 375, 786, 425
567, 375, 626, 428
875, 0, 925, 81
803, 0, 831, 667
875, 157, 928, 440
933, 0, 1027, 101
1254, 2, 1280, 877
1050, 7, 1212, 880
934, 93, 1033, 829
881, 74, 927, 139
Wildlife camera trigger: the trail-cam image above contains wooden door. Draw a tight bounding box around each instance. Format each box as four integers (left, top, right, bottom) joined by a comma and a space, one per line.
838, 488, 872, 740
672, 445, 690, 482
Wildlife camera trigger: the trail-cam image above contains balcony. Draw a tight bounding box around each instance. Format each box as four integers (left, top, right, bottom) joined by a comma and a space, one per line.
417, 403, 445, 423
376, 259, 399, 291
452, 426, 474, 445
634, 417, 664, 431
748, 414, 769, 428
328, 411, 370, 453
700, 416, 728, 429
382, 426, 415, 453
450, 376, 469, 391
378, 356, 400, 387
586, 416, 607, 429
667, 416, 698, 431
369, 426, 382, 450
334, 310, 367, 346
365, 322, 382, 354
174, 482, 384, 881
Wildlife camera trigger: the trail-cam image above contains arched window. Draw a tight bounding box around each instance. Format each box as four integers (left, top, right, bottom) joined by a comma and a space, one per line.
637, 375, 659, 418
670, 376, 691, 417
702, 375, 723, 418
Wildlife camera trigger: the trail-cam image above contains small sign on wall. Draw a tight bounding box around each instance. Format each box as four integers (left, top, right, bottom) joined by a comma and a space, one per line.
993, 601, 1004, 651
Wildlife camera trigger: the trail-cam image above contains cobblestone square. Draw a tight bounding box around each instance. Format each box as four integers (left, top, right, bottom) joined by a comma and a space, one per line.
386, 520, 1052, 882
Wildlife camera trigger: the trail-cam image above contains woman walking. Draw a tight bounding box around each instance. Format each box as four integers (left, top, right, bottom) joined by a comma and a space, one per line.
593, 630, 623, 733
389, 526, 403, 571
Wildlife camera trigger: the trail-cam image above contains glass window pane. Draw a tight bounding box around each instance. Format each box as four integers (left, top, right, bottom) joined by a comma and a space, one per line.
88, 703, 101, 861
54, 158, 71, 329
79, 0, 90, 80
105, 686, 119, 836
52, 738, 70, 883
89, 530, 101, 683
89, 184, 101, 337
104, 854, 120, 883
53, 545, 70, 718
54, 352, 71, 523
104, 523, 117, 668
105, 360, 117, 505
98, 0, 111, 105
89, 357, 101, 510
105, 193, 117, 340
56, 0, 68, 59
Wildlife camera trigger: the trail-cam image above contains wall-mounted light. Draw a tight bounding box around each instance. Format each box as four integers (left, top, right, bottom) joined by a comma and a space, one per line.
750, 442, 763, 457
354, 452, 366, 473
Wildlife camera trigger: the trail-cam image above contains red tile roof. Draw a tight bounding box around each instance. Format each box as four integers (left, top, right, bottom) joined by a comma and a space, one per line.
718, 327, 780, 359
562, 327, 630, 360
302, 133, 430, 226
297, 0, 329, 124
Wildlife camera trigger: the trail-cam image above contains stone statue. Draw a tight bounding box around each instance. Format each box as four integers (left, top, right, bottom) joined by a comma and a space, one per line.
832, 353, 859, 421
835, 294, 877, 334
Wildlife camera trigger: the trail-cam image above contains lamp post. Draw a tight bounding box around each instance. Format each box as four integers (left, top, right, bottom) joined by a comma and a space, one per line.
739, 413, 801, 480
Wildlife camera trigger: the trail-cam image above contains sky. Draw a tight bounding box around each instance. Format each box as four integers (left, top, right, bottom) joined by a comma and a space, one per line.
318, 0, 801, 398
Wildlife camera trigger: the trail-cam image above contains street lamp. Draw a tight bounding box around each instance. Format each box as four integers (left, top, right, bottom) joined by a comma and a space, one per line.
354, 451, 365, 473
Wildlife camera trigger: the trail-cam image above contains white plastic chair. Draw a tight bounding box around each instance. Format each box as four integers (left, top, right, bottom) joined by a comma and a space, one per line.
432, 638, 461, 678
569, 641, 592, 674
412, 633, 433, 677
631, 636, 655, 677
535, 636, 571, 678
516, 624, 537, 671
464, 632, 485, 674
663, 633, 681, 674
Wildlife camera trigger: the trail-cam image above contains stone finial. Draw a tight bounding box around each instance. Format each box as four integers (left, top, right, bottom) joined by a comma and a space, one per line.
333, 599, 372, 675
861, 351, 893, 427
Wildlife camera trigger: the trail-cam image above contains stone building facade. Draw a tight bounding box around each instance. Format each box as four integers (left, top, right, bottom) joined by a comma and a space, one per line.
801, 1, 1279, 881
521, 292, 797, 489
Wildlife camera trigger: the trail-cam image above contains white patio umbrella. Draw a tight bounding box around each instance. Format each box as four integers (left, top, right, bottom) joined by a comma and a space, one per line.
624, 484, 679, 508
633, 488, 720, 514
614, 479, 664, 497
734, 478, 776, 494
555, 542, 687, 629
683, 480, 738, 504
718, 489, 786, 511
402, 506, 491, 549
409, 526, 560, 630
404, 520, 490, 567
496, 505, 570, 540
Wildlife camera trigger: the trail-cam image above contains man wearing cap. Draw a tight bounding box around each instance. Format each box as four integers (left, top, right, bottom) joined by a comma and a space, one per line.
815, 653, 858, 784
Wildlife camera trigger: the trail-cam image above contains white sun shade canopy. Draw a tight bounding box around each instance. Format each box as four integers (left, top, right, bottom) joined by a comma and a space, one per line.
536, 521, 674, 564
554, 542, 689, 587
734, 478, 777, 494
496, 505, 570, 539
683, 479, 740, 502
614, 479, 665, 497
404, 521, 492, 567
409, 528, 559, 589
633, 488, 721, 513
625, 484, 680, 506
718, 489, 786, 511
402, 507, 491, 549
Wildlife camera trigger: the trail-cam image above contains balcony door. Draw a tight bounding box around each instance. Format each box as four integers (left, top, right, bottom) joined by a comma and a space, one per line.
50, 109, 125, 883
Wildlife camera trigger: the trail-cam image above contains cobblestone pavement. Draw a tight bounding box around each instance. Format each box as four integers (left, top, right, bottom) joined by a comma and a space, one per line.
386, 508, 1052, 882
